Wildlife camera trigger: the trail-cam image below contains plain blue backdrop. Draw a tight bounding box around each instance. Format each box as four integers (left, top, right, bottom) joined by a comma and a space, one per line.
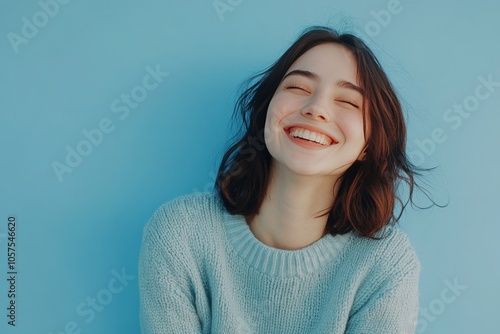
1, 0, 499, 333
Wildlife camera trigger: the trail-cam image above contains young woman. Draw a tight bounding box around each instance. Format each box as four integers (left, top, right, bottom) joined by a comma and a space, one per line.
139, 26, 435, 333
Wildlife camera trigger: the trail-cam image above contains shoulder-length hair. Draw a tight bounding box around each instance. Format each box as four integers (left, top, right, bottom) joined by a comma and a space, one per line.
214, 26, 437, 239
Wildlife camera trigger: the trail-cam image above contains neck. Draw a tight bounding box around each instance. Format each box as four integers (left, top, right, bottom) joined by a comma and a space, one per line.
246, 163, 340, 250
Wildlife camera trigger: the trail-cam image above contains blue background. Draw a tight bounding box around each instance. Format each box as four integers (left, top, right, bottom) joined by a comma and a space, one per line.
1, 0, 499, 333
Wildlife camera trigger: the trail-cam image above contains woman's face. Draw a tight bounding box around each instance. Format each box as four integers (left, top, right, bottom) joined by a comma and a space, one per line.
264, 43, 368, 178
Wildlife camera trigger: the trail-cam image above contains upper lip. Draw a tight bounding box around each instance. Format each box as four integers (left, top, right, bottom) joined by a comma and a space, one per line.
285, 124, 338, 144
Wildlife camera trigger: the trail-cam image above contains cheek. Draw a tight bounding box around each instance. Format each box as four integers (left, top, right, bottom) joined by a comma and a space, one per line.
268, 94, 297, 119
265, 96, 292, 132
340, 112, 366, 145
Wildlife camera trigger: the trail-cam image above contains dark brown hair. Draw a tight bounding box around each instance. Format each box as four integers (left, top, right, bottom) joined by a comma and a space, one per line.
214, 26, 439, 239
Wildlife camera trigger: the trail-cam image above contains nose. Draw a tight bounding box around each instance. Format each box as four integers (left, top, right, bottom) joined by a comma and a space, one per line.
300, 94, 330, 122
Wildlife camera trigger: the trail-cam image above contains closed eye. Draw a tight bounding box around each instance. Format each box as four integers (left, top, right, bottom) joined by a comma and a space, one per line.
285, 85, 310, 93
338, 99, 360, 109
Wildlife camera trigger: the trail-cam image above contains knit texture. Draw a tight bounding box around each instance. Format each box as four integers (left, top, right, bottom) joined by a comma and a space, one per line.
139, 192, 420, 334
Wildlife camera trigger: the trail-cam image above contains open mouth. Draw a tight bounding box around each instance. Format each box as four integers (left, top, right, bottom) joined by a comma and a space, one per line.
286, 126, 336, 146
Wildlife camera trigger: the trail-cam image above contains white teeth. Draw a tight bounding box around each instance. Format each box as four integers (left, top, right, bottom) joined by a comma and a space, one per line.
289, 128, 332, 145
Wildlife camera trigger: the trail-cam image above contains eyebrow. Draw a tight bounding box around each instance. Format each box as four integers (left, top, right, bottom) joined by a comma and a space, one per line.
282, 69, 364, 96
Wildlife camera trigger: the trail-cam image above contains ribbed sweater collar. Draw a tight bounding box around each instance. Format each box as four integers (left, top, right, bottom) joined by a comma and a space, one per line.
222, 211, 354, 278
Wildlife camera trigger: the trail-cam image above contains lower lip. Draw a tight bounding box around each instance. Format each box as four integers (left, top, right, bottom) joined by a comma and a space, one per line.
285, 129, 336, 150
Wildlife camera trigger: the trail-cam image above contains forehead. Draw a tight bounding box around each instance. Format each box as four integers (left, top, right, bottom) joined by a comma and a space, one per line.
285, 43, 359, 85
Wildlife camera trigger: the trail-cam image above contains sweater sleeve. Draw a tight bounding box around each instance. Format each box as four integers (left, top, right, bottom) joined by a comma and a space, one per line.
138, 203, 203, 334
345, 238, 421, 334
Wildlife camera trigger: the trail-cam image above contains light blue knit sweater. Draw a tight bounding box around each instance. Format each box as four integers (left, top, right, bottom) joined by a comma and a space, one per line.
139, 192, 420, 333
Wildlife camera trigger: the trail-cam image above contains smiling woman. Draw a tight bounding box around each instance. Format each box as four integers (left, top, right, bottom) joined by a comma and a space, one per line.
139, 26, 438, 333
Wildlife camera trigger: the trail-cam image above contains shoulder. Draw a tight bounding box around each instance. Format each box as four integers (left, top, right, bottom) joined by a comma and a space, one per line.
139, 193, 224, 292
346, 225, 420, 279
148, 191, 221, 222
142, 192, 223, 247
